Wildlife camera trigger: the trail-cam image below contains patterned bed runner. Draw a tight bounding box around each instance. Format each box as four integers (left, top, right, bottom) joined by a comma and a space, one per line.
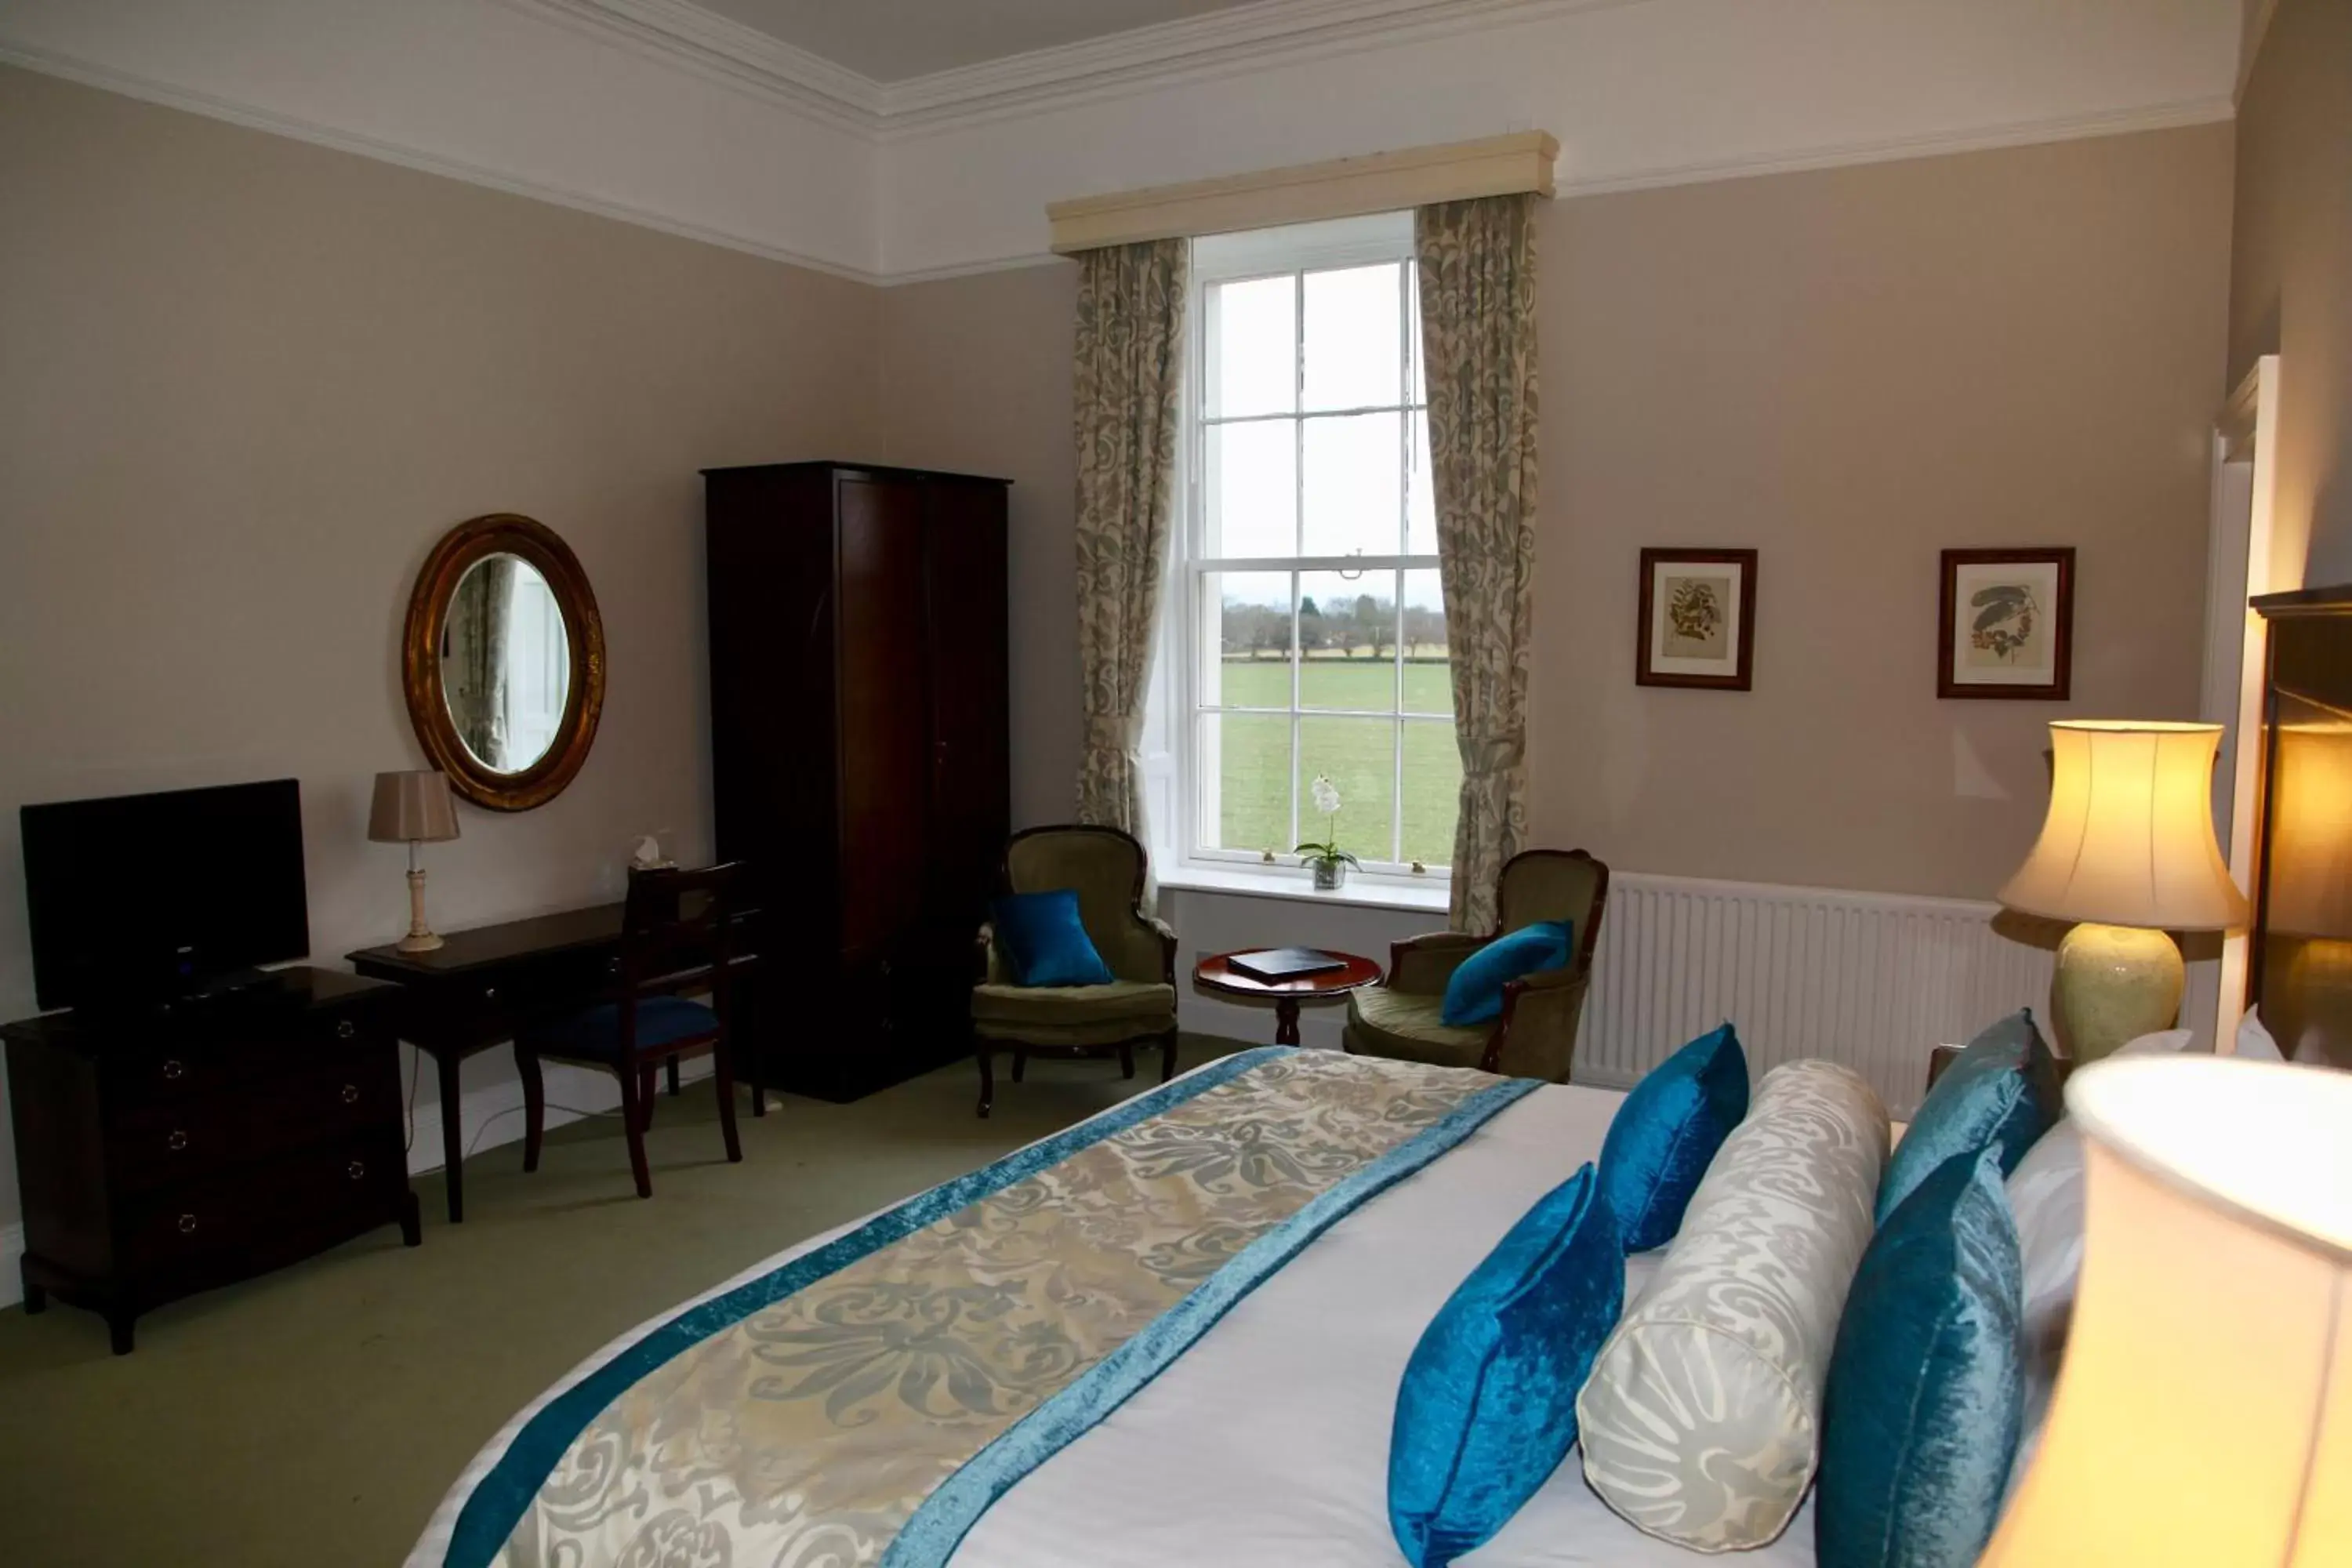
435, 1047, 1536, 1568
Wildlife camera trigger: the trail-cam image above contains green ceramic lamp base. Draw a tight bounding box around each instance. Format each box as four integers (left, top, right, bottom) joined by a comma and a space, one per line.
2053, 921, 2183, 1063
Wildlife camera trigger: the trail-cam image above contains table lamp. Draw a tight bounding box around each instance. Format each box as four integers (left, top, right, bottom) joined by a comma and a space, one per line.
1983, 1054, 2350, 1565
369, 769, 459, 953
1998, 720, 2249, 1061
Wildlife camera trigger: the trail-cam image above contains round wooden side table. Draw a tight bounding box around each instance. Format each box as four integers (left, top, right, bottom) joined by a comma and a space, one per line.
1192, 949, 1384, 1046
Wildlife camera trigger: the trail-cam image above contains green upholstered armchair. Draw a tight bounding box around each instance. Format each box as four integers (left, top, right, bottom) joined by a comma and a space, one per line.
971, 824, 1179, 1117
1341, 849, 1610, 1083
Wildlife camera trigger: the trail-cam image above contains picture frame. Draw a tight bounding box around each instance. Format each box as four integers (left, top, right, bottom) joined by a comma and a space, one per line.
1938, 548, 2074, 700
1636, 548, 1757, 691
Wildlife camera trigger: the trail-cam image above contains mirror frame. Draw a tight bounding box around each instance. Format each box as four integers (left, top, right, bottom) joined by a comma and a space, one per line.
401, 513, 605, 812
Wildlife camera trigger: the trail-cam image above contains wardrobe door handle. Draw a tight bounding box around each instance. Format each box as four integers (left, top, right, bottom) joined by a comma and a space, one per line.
166, 1130, 190, 1152
336, 1019, 357, 1041
340, 1084, 361, 1105
347, 1160, 368, 1182
162, 1059, 187, 1081
176, 1214, 198, 1235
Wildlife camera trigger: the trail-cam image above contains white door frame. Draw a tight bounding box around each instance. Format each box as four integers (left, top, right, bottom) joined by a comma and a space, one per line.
2190, 355, 2281, 1051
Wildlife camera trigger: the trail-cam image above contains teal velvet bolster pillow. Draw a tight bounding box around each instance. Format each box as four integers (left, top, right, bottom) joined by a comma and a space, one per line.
989, 890, 1113, 987
1388, 1162, 1622, 1568
1439, 920, 1573, 1026
1597, 1022, 1750, 1251
1818, 1145, 2026, 1568
1876, 1009, 2060, 1223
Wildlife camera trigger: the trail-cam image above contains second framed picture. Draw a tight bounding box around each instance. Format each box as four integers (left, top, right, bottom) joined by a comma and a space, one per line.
1938, 548, 2074, 700
1637, 548, 1757, 690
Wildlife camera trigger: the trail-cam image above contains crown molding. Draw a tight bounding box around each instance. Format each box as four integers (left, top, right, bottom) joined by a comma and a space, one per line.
514, 0, 1628, 137
877, 0, 1624, 135
0, 39, 886, 284
497, 0, 884, 132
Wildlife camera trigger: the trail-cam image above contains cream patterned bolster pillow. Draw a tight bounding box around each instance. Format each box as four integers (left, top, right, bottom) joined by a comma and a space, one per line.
1577, 1058, 1889, 1551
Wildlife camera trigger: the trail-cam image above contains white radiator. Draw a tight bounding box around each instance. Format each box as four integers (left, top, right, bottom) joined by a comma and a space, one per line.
1577, 872, 2056, 1119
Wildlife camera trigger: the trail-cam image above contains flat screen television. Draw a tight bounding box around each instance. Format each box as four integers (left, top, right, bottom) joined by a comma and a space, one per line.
21, 779, 310, 1011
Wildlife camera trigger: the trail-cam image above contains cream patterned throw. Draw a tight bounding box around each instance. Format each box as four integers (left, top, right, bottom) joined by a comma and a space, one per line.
1577, 1058, 1889, 1551
416, 1048, 1533, 1568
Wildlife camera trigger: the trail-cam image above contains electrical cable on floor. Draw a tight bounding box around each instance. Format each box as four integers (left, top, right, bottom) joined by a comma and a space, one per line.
402, 1044, 421, 1154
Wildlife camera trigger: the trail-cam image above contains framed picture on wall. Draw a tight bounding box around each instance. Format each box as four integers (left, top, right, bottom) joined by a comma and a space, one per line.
1938, 548, 2074, 700
1637, 548, 1757, 690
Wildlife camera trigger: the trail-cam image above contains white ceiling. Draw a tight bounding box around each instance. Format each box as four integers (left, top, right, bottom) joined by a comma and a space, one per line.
695, 0, 1272, 82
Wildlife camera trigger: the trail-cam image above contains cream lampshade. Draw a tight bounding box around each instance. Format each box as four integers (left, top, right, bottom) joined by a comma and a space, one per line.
368, 769, 459, 953
1984, 1054, 2351, 1566
1998, 721, 2250, 1060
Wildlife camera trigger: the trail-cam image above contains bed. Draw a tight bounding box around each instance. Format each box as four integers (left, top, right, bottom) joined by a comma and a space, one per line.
408, 1047, 1819, 1568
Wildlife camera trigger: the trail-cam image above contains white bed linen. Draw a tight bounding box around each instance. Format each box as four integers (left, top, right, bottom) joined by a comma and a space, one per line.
953, 1080, 1817, 1568
411, 1064, 1817, 1568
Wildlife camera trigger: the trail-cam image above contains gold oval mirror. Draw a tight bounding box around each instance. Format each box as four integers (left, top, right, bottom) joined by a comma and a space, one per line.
402, 514, 604, 811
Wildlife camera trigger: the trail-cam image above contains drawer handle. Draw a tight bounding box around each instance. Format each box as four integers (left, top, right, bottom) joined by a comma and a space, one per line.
340, 1083, 361, 1105
166, 1129, 189, 1152
176, 1214, 198, 1235
162, 1059, 187, 1081
336, 1019, 357, 1040
482, 985, 500, 1003
347, 1160, 367, 1181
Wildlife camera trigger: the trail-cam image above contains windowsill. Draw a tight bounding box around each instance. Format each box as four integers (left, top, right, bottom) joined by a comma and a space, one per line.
1156, 862, 1454, 914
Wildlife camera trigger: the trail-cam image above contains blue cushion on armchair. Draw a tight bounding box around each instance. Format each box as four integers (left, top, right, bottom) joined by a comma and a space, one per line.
1439, 920, 1573, 1027
1597, 1022, 1750, 1251
1878, 1009, 2060, 1223
1388, 1162, 1623, 1568
1818, 1144, 2026, 1568
991, 889, 1115, 988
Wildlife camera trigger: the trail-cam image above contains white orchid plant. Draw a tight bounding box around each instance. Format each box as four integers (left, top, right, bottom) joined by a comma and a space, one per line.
1294, 775, 1362, 877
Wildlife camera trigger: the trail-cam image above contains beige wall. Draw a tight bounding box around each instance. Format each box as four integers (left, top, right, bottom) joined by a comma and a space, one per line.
2230, 0, 2352, 588
877, 263, 1082, 829
887, 123, 2235, 901
0, 67, 885, 1227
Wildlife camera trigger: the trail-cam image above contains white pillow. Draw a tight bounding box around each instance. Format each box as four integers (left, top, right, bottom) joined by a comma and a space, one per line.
1577, 1059, 1888, 1551
2002, 1025, 2190, 1493
2236, 1005, 2283, 1060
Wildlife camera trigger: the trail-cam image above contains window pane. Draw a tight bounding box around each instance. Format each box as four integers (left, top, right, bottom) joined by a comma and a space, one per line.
1206, 420, 1296, 557
1303, 263, 1401, 412
1203, 571, 1290, 707
1207, 711, 1292, 855
1298, 717, 1399, 865
1401, 569, 1451, 714
1298, 568, 1396, 712
1301, 411, 1403, 557
1406, 411, 1437, 556
1207, 275, 1295, 419
1402, 720, 1461, 868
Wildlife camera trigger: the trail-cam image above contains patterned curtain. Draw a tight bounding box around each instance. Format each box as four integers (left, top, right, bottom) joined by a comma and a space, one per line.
1417, 195, 1539, 933
1073, 238, 1188, 835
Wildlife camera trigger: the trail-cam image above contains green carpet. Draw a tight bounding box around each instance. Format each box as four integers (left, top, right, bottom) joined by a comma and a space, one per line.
0, 1036, 1247, 1567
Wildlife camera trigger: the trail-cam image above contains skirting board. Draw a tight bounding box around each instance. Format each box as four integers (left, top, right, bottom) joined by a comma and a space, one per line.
0, 1053, 719, 1311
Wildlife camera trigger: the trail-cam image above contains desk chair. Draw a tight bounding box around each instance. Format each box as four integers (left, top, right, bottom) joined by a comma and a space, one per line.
514, 862, 746, 1198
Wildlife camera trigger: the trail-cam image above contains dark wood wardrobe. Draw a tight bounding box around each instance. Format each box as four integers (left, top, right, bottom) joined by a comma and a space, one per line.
703, 461, 1011, 1101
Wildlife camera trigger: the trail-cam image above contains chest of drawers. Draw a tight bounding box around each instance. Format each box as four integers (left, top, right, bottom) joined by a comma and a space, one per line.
3, 967, 420, 1353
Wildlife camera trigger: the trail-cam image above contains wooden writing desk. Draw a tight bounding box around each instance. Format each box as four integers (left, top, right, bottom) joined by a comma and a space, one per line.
350, 903, 760, 1222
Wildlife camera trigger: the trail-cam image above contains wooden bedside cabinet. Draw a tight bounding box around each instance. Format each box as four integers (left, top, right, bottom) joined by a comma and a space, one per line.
4, 966, 420, 1353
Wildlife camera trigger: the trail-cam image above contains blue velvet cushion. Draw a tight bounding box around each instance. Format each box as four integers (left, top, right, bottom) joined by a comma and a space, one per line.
1388, 1162, 1623, 1568
1597, 1022, 1750, 1251
991, 889, 1114, 987
1439, 920, 1573, 1027
1818, 1145, 2026, 1568
1877, 1008, 2060, 1223
522, 995, 718, 1062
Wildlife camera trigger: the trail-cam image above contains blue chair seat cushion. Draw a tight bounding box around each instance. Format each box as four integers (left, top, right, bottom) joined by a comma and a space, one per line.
1439, 920, 1573, 1026
992, 889, 1116, 988
521, 996, 720, 1062
1818, 1145, 2026, 1568
1598, 1022, 1751, 1252
1388, 1163, 1624, 1568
